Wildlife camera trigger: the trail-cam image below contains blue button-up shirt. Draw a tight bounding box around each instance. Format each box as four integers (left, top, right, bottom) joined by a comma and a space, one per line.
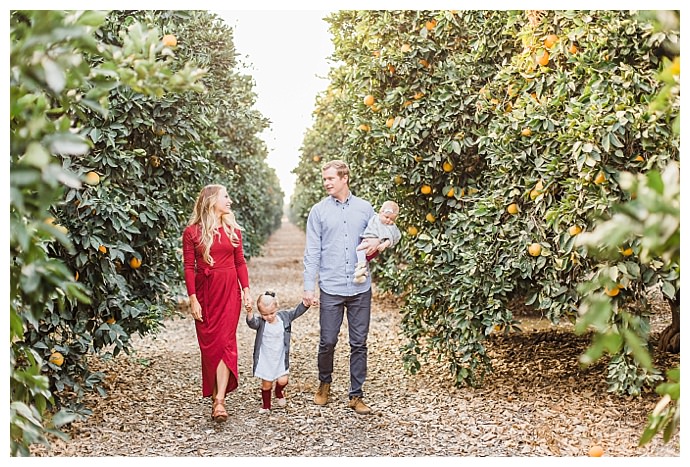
303, 192, 375, 296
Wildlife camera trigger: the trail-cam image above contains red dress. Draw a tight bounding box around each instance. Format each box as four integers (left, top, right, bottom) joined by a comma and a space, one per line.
182, 224, 249, 398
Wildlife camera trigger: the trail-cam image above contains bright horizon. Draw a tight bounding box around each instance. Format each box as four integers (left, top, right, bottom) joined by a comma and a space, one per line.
214, 10, 335, 205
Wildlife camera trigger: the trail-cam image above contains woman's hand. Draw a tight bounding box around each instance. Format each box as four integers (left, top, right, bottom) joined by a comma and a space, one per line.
189, 295, 203, 322
242, 287, 252, 311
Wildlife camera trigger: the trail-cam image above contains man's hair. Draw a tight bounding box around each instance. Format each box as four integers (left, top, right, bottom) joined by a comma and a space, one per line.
322, 159, 350, 181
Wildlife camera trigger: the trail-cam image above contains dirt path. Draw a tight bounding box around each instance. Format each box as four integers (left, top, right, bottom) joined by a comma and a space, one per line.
36, 220, 680, 458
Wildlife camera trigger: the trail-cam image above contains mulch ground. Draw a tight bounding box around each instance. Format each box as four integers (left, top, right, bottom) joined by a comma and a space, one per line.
33, 220, 680, 458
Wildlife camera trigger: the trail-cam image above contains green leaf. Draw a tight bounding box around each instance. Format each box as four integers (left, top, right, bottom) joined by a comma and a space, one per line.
20, 143, 51, 168
42, 58, 66, 94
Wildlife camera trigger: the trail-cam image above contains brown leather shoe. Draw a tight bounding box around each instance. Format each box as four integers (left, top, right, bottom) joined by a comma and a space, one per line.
314, 382, 330, 405
348, 396, 371, 415
212, 399, 228, 422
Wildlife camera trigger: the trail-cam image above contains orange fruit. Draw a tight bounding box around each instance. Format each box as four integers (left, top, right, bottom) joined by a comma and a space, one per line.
568, 225, 582, 236
407, 226, 418, 236
605, 286, 620, 297
98, 245, 107, 254
634, 155, 644, 162
387, 64, 396, 74
129, 257, 142, 269
569, 44, 578, 54
589, 445, 604, 457
507, 203, 519, 215
528, 243, 542, 257
442, 161, 454, 172
446, 187, 455, 198
386, 117, 395, 128
84, 171, 100, 186
426, 213, 436, 223
75, 271, 79, 281
420, 184, 432, 195
621, 247, 633, 257
529, 189, 541, 201
544, 34, 558, 49
425, 20, 437, 31
419, 59, 430, 68
358, 124, 370, 132
394, 175, 403, 185
363, 94, 375, 106
49, 351, 64, 367
521, 128, 532, 137
150, 155, 161, 167
537, 50, 550, 66
401, 43, 411, 53
106, 317, 116, 324
162, 34, 177, 47
312, 155, 321, 163
594, 172, 606, 185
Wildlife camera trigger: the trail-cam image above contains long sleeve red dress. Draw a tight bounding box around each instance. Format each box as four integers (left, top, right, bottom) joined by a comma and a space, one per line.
182, 224, 250, 398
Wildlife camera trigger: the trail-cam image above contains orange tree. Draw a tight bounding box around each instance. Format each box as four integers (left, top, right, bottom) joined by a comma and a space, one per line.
10, 10, 282, 456
574, 10, 680, 444
10, 10, 205, 455
474, 10, 678, 394
295, 10, 679, 393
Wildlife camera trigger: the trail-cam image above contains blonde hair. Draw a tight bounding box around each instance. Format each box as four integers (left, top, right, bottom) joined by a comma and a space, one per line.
256, 292, 278, 312
188, 184, 241, 265
381, 200, 400, 215
322, 159, 350, 182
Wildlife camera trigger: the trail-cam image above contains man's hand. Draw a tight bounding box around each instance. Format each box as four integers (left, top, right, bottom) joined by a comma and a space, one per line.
364, 238, 381, 256
303, 290, 319, 307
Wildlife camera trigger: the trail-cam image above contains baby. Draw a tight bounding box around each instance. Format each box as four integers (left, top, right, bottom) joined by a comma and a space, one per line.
354, 200, 401, 284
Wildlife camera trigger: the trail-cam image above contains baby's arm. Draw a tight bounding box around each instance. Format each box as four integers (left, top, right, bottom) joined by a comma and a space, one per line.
377, 239, 392, 252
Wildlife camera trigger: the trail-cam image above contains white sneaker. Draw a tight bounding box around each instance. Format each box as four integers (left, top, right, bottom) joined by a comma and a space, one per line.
258, 407, 270, 414
275, 397, 286, 408
354, 262, 367, 277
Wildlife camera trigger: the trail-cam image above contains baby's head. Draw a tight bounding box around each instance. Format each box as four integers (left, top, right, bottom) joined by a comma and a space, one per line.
378, 200, 399, 225
256, 291, 279, 322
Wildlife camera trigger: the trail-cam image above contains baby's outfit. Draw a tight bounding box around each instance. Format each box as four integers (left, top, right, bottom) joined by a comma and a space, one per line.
354, 214, 402, 284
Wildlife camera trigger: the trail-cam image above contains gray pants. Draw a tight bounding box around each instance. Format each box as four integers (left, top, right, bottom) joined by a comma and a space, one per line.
318, 288, 372, 398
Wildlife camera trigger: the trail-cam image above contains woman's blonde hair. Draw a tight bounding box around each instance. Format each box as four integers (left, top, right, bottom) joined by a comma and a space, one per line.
188, 184, 241, 265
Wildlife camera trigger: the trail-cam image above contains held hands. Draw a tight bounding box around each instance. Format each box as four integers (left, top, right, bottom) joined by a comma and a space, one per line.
242, 288, 252, 312
302, 290, 319, 307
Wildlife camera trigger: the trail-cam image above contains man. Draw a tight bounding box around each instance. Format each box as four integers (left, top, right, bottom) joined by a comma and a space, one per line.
302, 160, 380, 415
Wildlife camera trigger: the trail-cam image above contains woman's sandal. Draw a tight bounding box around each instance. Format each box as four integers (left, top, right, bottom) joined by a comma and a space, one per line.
212, 399, 228, 422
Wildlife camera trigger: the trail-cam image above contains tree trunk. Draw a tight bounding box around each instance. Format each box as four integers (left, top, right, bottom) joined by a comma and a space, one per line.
658, 290, 680, 353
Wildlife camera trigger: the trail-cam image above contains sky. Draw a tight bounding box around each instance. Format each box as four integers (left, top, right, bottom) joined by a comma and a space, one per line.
213, 10, 335, 204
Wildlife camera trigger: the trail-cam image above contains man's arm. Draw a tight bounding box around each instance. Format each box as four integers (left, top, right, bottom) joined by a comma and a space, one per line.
303, 207, 321, 306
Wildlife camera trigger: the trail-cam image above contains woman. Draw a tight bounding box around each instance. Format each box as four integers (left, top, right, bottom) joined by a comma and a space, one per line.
183, 184, 252, 422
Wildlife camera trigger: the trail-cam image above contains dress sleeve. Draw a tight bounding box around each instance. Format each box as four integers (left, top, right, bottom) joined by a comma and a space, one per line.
234, 229, 250, 289
182, 226, 197, 296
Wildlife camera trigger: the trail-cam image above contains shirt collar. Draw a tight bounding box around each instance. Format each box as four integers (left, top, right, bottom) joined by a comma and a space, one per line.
330, 191, 352, 205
